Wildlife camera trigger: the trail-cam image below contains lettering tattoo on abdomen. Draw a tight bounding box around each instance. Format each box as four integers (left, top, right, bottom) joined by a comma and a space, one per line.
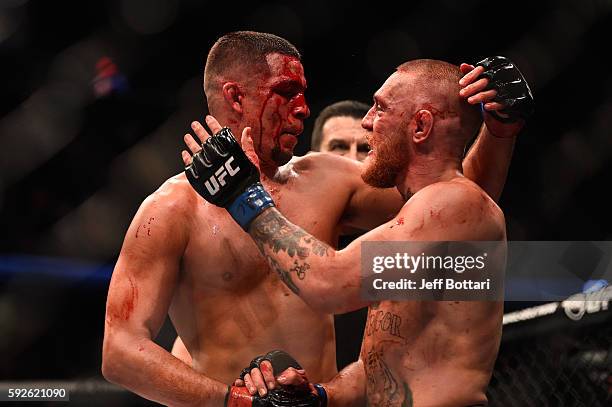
249, 209, 329, 294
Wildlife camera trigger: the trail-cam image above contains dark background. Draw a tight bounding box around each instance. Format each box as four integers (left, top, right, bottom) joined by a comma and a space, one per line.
1, 0, 611, 396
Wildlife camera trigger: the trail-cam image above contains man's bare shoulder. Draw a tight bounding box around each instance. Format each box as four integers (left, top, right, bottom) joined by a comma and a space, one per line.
290, 152, 362, 178
143, 173, 197, 210
117, 174, 198, 260
134, 173, 199, 231
290, 151, 362, 171
413, 177, 501, 211
398, 177, 505, 239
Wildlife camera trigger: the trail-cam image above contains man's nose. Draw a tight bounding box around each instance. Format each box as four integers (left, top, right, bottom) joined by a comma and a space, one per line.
362, 106, 375, 130
292, 93, 310, 119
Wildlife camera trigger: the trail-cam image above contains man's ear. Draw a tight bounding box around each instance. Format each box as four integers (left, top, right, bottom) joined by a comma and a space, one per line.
413, 110, 434, 144
222, 82, 244, 114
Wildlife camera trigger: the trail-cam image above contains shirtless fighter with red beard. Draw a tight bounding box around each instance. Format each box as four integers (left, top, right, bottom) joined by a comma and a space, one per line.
183, 56, 532, 406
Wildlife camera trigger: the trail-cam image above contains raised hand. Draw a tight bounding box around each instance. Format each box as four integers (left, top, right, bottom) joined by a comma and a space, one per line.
181, 115, 274, 231
459, 56, 534, 138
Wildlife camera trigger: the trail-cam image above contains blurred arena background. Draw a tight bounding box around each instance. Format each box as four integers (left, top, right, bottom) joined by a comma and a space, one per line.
1, 0, 611, 405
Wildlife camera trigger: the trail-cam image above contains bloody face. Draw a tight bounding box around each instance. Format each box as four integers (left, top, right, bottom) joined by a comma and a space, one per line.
361, 72, 413, 188
241, 53, 310, 168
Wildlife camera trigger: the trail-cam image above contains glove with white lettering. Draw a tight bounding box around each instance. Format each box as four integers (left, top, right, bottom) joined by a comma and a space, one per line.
476, 56, 535, 123
184, 127, 274, 230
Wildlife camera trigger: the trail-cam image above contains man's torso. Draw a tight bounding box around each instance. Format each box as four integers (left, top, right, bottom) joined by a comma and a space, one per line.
362, 178, 506, 407
168, 154, 355, 383
362, 299, 503, 407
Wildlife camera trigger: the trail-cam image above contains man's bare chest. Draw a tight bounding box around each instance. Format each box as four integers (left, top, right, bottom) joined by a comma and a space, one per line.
179, 185, 344, 292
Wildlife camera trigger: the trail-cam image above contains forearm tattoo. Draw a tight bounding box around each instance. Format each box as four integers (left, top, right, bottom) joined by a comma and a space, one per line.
249, 209, 330, 294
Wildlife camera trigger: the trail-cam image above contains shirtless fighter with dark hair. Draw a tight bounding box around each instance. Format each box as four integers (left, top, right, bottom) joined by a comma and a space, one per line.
182, 56, 533, 406
103, 28, 522, 406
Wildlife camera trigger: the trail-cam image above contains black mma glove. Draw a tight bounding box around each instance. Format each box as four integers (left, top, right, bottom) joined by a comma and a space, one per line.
228, 350, 326, 407
239, 350, 304, 383
184, 127, 274, 230
476, 56, 535, 123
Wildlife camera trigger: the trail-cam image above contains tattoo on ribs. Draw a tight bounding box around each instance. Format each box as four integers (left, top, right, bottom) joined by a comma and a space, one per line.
366, 310, 404, 339
365, 343, 413, 407
401, 383, 413, 407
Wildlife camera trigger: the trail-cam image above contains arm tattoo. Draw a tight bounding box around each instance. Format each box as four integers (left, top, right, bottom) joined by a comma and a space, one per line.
250, 209, 310, 258
249, 209, 330, 293
265, 254, 301, 294
304, 236, 330, 257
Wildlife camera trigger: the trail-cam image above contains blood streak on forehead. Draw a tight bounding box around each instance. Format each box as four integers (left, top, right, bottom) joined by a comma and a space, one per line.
265, 53, 307, 88
284, 58, 304, 81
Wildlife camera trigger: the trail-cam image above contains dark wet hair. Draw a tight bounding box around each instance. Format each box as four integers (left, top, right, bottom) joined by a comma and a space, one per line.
204, 31, 300, 95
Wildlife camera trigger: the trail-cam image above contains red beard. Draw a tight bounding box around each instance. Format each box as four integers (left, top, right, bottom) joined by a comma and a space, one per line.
361, 130, 409, 188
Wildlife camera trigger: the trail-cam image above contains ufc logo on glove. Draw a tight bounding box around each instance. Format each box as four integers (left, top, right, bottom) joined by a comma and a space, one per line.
205, 157, 241, 195
185, 127, 275, 231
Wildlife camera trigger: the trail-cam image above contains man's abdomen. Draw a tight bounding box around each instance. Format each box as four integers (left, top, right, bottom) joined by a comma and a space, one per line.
172, 286, 338, 384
